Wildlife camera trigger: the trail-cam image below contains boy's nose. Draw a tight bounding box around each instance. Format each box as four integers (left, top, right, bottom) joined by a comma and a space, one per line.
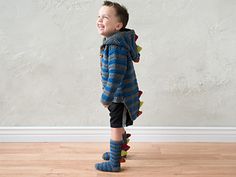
97, 16, 103, 22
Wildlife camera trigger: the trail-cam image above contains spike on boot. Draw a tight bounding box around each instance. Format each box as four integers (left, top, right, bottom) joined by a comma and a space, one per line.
126, 133, 131, 138
122, 144, 130, 151
102, 132, 131, 162
121, 150, 127, 157
120, 156, 126, 163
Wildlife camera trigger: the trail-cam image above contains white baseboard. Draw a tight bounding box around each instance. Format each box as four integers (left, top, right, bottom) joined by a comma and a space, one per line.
0, 126, 236, 142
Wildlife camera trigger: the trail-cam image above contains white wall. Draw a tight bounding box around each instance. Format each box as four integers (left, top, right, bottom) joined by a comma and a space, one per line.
0, 0, 235, 127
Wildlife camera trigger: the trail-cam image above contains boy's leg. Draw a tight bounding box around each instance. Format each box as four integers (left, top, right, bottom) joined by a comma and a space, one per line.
102, 104, 132, 161
95, 128, 123, 172
95, 103, 129, 172
111, 127, 125, 141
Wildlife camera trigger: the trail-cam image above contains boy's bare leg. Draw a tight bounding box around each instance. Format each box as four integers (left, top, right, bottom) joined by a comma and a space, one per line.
111, 127, 125, 141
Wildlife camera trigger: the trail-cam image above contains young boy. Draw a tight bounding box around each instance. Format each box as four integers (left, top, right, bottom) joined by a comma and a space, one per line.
95, 1, 143, 172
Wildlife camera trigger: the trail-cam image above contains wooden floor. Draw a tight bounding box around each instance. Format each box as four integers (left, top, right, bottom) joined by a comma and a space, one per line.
0, 142, 236, 177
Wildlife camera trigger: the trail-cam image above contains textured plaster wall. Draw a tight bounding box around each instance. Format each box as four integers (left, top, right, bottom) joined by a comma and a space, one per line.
0, 0, 235, 127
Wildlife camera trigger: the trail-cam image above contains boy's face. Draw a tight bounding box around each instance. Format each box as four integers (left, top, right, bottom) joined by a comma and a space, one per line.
96, 6, 123, 37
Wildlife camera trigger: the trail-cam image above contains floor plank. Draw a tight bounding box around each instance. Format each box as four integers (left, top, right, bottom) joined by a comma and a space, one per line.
0, 142, 236, 177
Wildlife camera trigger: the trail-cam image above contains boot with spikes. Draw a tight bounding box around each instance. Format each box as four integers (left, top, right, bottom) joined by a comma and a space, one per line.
95, 139, 123, 172
102, 132, 131, 163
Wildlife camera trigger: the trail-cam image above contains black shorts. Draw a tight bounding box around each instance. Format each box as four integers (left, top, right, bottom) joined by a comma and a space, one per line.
108, 102, 133, 128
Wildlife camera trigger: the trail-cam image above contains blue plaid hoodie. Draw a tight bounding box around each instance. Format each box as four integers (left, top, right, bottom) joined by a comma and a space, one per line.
99, 29, 141, 121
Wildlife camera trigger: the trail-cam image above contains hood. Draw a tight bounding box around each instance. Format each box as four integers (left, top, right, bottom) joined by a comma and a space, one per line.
103, 28, 140, 62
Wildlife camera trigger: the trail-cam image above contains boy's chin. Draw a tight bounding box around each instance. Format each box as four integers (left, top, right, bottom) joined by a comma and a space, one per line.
99, 32, 115, 38
98, 29, 117, 37
99, 31, 109, 37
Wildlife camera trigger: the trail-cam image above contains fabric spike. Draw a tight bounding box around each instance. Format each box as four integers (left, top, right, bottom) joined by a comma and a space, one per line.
120, 156, 126, 163
140, 101, 144, 108
137, 111, 142, 117
138, 90, 143, 97
126, 138, 130, 144
126, 133, 131, 138
122, 144, 130, 151
135, 34, 138, 41
133, 58, 140, 63
121, 150, 127, 157
137, 45, 142, 53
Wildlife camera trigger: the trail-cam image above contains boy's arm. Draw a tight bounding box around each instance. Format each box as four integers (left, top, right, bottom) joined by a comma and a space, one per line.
101, 45, 127, 106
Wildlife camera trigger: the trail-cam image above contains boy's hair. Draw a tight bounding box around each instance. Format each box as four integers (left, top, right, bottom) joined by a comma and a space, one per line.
103, 1, 129, 29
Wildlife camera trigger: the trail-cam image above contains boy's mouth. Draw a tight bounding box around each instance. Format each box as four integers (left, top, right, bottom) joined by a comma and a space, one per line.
97, 24, 105, 31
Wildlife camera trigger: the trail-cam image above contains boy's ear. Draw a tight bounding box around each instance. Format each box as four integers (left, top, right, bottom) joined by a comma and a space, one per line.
115, 22, 123, 31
